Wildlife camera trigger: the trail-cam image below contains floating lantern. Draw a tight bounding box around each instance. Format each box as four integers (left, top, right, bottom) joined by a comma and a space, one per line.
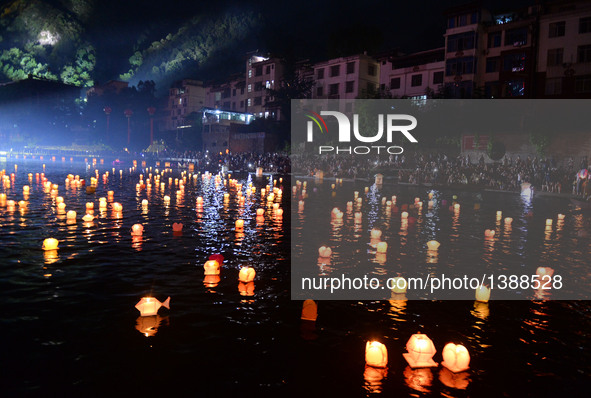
82, 214, 94, 222
370, 229, 382, 239
441, 343, 470, 373
366, 341, 388, 368
454, 203, 460, 211
18, 200, 26, 208
536, 267, 554, 278
475, 285, 491, 302
504, 217, 513, 224
107, 190, 114, 197
354, 212, 362, 222
142, 199, 148, 207
86, 202, 94, 210
376, 242, 388, 253
401, 212, 409, 219
131, 224, 144, 236
235, 219, 244, 229
42, 238, 59, 250
172, 223, 183, 232
204, 260, 221, 275
403, 333, 438, 368
196, 196, 203, 205
276, 209, 284, 217
66, 210, 76, 220
238, 266, 256, 282
257, 208, 265, 216
318, 246, 332, 258
56, 196, 64, 204
545, 219, 553, 226
496, 211, 502, 217
23, 185, 29, 194
301, 299, 318, 321
557, 213, 565, 220
112, 202, 123, 212
135, 296, 170, 317
426, 240, 440, 250
484, 229, 495, 238
57, 202, 66, 211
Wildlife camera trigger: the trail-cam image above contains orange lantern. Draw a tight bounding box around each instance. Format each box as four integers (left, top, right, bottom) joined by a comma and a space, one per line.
366, 341, 388, 368
113, 202, 123, 212
301, 299, 318, 321
256, 208, 265, 216
142, 199, 148, 207
66, 210, 76, 220
203, 260, 220, 275
403, 333, 437, 368
484, 229, 495, 238
131, 224, 144, 236
135, 296, 170, 317
235, 219, 244, 229
441, 343, 470, 373
42, 238, 59, 251
504, 217, 513, 224
318, 246, 332, 258
82, 214, 94, 222
238, 266, 256, 282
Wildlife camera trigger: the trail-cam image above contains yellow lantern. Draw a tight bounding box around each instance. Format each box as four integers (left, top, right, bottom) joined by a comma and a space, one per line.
318, 246, 332, 258
113, 202, 123, 212
496, 210, 502, 217
426, 240, 440, 251
82, 214, 94, 222
403, 333, 437, 368
142, 199, 148, 207
42, 238, 59, 250
545, 219, 553, 226
238, 266, 256, 283
391, 277, 407, 294
203, 260, 220, 275
401, 212, 408, 219
475, 285, 491, 302
557, 214, 565, 220
376, 242, 388, 253
56, 196, 64, 204
370, 229, 382, 239
257, 208, 265, 216
536, 267, 554, 278
135, 296, 170, 317
441, 343, 470, 373
57, 202, 66, 212
504, 217, 513, 224
301, 299, 318, 322
131, 224, 144, 236
66, 210, 76, 220
365, 341, 388, 368
235, 219, 244, 229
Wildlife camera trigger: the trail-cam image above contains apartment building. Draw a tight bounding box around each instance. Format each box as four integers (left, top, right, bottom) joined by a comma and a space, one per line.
536, 1, 591, 97
244, 55, 284, 119
377, 48, 445, 99
160, 79, 207, 131
205, 73, 247, 113
312, 53, 380, 100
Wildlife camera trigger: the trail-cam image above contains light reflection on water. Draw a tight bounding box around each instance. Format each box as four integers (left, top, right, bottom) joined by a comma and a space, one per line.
292, 178, 591, 396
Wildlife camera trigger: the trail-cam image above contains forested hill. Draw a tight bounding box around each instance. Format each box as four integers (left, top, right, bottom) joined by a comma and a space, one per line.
0, 0, 262, 94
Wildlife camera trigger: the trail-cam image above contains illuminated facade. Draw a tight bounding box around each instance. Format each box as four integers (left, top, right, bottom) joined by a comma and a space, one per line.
205, 73, 247, 113
161, 79, 207, 131
244, 55, 285, 119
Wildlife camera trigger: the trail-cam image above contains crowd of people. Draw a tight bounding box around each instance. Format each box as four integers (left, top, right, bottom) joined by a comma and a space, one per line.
293, 152, 591, 196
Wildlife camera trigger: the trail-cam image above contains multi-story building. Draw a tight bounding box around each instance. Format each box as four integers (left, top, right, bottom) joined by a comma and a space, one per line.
160, 79, 207, 132
244, 55, 284, 119
205, 73, 247, 113
377, 48, 445, 99
536, 1, 591, 98
312, 53, 380, 100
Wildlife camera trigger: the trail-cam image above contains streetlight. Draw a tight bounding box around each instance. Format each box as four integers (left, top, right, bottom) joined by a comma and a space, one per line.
103, 106, 112, 142
147, 106, 156, 147
124, 109, 133, 146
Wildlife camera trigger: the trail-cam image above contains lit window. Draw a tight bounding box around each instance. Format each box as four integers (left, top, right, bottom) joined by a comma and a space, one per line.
248, 69, 252, 78
265, 80, 271, 89
247, 98, 252, 106
248, 84, 252, 93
